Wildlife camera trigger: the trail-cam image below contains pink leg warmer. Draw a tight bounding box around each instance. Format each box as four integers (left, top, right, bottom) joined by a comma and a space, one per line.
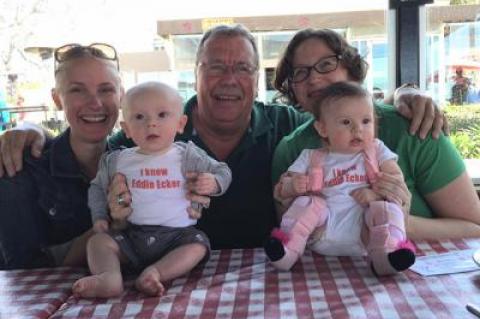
269, 196, 327, 271
365, 201, 415, 276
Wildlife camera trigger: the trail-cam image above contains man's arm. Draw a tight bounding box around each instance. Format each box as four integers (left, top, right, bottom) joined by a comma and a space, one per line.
389, 84, 448, 139
0, 122, 49, 177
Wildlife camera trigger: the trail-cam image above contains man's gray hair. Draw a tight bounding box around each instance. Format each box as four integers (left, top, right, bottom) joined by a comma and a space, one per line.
195, 24, 259, 68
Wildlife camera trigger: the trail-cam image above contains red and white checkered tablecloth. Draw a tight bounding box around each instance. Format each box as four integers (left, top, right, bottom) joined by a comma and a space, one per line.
3, 239, 480, 319
0, 267, 86, 319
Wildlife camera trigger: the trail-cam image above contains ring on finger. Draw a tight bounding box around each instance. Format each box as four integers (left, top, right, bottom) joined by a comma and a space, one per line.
117, 194, 126, 206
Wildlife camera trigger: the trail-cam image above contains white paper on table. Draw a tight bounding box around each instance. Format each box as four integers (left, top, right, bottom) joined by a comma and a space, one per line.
409, 248, 480, 276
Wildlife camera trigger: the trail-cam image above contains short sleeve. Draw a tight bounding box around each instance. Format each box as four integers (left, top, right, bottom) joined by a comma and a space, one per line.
374, 139, 398, 165
287, 149, 312, 174
410, 133, 465, 195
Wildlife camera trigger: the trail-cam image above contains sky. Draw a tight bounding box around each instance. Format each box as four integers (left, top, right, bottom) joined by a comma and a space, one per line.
29, 0, 389, 52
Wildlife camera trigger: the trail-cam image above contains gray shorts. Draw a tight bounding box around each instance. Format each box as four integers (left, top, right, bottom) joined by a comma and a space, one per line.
109, 223, 210, 271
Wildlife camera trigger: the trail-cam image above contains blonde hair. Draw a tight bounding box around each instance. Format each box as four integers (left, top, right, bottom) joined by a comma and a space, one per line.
54, 56, 120, 92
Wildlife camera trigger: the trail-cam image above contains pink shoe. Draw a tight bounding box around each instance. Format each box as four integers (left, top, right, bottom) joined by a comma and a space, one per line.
264, 229, 301, 271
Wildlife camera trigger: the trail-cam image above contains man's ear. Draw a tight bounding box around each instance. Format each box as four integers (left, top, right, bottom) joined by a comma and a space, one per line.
119, 121, 131, 138
177, 114, 188, 134
313, 120, 328, 138
51, 88, 63, 111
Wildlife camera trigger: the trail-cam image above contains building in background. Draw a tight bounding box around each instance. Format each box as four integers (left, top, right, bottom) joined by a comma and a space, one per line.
147, 3, 480, 105
3, 1, 479, 117
155, 10, 388, 103
426, 3, 480, 105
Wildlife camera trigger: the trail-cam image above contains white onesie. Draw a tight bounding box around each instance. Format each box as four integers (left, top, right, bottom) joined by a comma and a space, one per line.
116, 146, 193, 227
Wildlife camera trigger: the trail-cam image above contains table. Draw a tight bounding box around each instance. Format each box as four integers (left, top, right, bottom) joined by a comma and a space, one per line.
2, 239, 480, 319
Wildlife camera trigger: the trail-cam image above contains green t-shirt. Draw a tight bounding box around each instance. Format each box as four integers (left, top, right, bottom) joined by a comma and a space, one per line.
271, 103, 465, 218
108, 95, 310, 249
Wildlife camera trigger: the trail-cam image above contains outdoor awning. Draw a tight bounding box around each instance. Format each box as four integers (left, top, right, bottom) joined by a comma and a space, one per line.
119, 50, 171, 72
447, 58, 480, 72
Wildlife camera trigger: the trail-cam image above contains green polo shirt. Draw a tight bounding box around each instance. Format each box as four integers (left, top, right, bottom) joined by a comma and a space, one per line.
109, 95, 310, 249
271, 103, 466, 218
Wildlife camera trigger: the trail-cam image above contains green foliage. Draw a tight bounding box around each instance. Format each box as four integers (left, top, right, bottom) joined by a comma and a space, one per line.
450, 0, 479, 5
445, 104, 480, 158
444, 104, 480, 132
449, 129, 480, 158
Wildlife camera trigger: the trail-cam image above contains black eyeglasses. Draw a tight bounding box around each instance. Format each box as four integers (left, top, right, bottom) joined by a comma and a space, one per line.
289, 54, 342, 83
54, 43, 119, 73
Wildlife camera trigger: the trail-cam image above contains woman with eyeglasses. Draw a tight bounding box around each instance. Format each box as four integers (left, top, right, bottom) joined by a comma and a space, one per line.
0, 43, 124, 269
271, 29, 480, 240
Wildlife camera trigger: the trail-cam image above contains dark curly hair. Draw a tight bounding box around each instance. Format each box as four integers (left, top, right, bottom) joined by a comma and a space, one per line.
273, 28, 369, 106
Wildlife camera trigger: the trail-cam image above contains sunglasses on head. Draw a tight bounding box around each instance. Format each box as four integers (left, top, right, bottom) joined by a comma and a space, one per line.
54, 43, 119, 73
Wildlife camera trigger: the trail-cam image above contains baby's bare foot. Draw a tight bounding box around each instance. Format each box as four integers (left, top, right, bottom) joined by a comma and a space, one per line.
72, 273, 123, 298
136, 267, 165, 297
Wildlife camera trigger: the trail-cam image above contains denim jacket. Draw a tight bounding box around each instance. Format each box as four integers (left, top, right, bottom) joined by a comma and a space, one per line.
0, 128, 93, 269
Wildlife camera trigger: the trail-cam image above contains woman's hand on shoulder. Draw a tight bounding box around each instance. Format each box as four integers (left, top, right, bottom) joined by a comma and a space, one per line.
393, 85, 449, 140
0, 125, 46, 177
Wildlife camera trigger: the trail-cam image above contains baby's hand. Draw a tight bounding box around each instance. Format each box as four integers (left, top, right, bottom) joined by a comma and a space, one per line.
291, 174, 309, 196
188, 208, 202, 220
192, 172, 219, 195
93, 220, 109, 233
350, 187, 382, 206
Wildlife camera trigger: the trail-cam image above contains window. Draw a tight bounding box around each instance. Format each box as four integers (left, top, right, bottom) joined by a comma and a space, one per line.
425, 2, 480, 105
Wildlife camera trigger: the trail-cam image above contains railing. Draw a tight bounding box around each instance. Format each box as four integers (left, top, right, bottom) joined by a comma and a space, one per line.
0, 105, 48, 114
0, 106, 49, 130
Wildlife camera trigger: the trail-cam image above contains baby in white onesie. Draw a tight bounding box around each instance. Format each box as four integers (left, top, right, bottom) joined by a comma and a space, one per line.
73, 82, 231, 298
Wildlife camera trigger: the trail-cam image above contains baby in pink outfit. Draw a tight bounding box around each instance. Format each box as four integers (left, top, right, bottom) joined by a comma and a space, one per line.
264, 82, 415, 276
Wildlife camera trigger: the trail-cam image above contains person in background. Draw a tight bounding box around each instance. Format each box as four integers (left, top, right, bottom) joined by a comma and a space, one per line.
0, 91, 10, 131
451, 67, 471, 105
16, 96, 26, 122
271, 28, 480, 240
0, 25, 449, 253
73, 82, 231, 298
